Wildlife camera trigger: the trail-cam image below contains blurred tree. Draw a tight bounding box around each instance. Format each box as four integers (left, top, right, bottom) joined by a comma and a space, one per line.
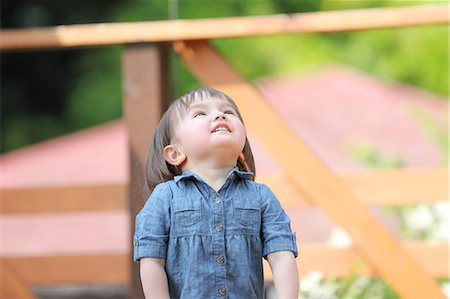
271, 0, 322, 13
0, 0, 125, 151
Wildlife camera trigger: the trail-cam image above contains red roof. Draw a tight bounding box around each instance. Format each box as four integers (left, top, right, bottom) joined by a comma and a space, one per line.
0, 121, 129, 188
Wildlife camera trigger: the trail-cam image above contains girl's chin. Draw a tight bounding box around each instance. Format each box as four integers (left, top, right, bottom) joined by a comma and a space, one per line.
210, 137, 245, 147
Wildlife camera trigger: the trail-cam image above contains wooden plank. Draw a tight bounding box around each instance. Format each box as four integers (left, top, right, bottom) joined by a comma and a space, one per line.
1, 254, 129, 286
1, 243, 445, 286
0, 4, 447, 51
262, 168, 448, 209
0, 184, 126, 214
263, 242, 449, 280
176, 40, 445, 299
340, 168, 448, 206
0, 168, 445, 213
0, 261, 36, 299
123, 43, 170, 299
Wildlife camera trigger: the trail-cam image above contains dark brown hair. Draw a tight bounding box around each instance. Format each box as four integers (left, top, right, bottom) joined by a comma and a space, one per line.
145, 87, 255, 191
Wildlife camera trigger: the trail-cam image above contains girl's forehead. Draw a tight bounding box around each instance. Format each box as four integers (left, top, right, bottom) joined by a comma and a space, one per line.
173, 97, 234, 115
187, 97, 233, 109
170, 94, 239, 124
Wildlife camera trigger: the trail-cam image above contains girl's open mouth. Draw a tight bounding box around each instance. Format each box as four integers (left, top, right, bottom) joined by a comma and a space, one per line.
211, 123, 231, 133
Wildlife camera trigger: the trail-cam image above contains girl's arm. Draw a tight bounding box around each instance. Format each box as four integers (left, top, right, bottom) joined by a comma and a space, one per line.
267, 251, 299, 299
140, 257, 170, 299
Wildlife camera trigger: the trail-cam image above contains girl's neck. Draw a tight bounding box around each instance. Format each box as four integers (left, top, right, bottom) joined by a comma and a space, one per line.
185, 165, 234, 191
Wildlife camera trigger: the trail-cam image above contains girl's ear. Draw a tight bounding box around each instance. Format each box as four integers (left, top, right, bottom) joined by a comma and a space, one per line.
238, 152, 250, 172
163, 145, 187, 166
238, 152, 245, 164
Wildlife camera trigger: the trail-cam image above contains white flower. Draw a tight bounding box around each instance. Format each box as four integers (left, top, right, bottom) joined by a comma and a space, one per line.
327, 227, 352, 247
300, 271, 323, 293
404, 205, 434, 230
434, 215, 450, 241
441, 281, 450, 299
432, 200, 450, 221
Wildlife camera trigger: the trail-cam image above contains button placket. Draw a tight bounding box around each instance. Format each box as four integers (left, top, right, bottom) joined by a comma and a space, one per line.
211, 195, 226, 295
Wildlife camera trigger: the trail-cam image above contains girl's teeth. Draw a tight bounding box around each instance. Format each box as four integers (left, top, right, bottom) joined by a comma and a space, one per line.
214, 127, 228, 132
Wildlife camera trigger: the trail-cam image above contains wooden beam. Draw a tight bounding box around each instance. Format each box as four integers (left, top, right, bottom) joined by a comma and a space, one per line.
1, 243, 445, 286
0, 184, 126, 214
123, 43, 170, 299
0, 4, 447, 51
260, 168, 448, 209
1, 254, 129, 286
0, 261, 36, 299
339, 168, 448, 206
175, 40, 445, 299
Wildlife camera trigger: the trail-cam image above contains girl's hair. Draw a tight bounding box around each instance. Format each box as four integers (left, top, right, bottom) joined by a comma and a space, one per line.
145, 87, 255, 192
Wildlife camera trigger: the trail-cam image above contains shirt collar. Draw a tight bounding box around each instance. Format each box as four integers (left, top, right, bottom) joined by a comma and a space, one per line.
173, 166, 253, 183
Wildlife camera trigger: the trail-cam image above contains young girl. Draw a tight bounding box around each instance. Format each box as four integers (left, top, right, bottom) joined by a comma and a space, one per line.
134, 87, 298, 299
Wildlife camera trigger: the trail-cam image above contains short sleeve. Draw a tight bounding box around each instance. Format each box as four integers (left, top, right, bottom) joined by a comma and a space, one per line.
133, 183, 171, 261
259, 184, 298, 259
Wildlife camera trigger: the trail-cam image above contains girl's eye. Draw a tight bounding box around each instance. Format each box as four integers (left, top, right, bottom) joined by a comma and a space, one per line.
224, 110, 235, 115
193, 111, 206, 118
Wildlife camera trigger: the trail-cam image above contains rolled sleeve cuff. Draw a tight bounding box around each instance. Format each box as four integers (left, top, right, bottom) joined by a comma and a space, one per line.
133, 237, 168, 262
262, 233, 298, 259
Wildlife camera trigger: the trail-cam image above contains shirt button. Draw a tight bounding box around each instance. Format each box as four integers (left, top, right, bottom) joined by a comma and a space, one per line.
216, 256, 225, 264
215, 224, 223, 232
218, 287, 226, 296
214, 196, 221, 204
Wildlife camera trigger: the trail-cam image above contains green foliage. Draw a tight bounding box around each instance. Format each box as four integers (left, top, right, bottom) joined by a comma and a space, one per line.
213, 25, 448, 97
2, 115, 68, 151
340, 26, 449, 97
410, 107, 448, 165
299, 269, 400, 299
65, 46, 122, 130
347, 143, 405, 168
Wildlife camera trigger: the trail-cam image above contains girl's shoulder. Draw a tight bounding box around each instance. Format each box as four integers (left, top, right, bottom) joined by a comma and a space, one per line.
236, 179, 276, 199
140, 181, 173, 213
244, 179, 281, 200
152, 179, 189, 200
239, 179, 271, 191
148, 181, 173, 200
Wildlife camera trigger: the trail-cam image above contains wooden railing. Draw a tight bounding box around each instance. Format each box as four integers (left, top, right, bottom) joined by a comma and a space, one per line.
1, 4, 448, 299
0, 4, 447, 51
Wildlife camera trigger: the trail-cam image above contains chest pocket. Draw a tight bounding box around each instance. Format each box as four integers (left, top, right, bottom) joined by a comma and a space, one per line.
173, 198, 202, 227
233, 199, 260, 227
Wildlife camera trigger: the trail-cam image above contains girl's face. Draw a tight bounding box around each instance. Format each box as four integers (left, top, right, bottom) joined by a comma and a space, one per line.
169, 97, 246, 168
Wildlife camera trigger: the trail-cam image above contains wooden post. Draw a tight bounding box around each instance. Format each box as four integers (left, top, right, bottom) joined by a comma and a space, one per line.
123, 43, 170, 298
175, 40, 446, 299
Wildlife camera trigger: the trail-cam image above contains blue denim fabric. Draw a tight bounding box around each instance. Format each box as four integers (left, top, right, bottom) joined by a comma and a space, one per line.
134, 167, 298, 299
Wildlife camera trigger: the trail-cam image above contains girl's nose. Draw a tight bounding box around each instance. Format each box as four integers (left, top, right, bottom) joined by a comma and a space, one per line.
214, 112, 226, 120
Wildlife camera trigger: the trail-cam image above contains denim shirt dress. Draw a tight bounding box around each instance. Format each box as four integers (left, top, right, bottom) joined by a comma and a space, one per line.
134, 167, 298, 299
